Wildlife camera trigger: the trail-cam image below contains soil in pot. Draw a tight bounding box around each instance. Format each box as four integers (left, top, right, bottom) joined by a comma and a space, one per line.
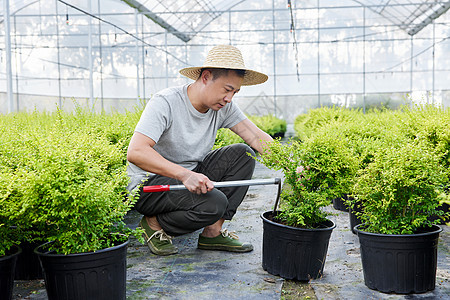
261, 211, 335, 281
355, 224, 442, 294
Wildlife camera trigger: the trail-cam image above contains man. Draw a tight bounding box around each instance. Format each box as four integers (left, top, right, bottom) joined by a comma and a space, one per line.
127, 45, 273, 256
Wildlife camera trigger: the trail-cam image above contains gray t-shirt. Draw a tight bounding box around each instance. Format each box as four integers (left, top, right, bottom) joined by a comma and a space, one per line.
127, 84, 246, 191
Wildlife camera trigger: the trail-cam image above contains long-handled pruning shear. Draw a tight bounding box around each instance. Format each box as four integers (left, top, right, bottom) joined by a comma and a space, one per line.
143, 178, 283, 215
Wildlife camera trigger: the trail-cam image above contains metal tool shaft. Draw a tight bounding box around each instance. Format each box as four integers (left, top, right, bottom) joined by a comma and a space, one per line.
143, 178, 281, 193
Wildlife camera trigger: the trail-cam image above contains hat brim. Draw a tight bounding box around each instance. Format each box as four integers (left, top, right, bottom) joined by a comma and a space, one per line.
179, 67, 268, 86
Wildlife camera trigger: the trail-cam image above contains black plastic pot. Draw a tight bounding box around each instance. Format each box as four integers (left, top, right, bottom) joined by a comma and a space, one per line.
15, 240, 44, 280
355, 224, 442, 294
270, 132, 285, 139
0, 245, 22, 300
35, 239, 128, 300
261, 211, 335, 281
332, 195, 350, 212
349, 206, 362, 234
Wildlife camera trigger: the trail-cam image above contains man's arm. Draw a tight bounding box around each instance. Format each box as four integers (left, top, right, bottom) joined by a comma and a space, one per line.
230, 119, 273, 154
127, 132, 214, 194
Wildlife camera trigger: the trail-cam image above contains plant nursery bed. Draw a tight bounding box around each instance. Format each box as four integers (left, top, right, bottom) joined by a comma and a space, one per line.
11, 160, 450, 300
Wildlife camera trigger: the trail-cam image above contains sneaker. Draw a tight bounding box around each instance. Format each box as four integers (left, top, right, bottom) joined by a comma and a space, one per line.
197, 229, 253, 253
139, 217, 178, 256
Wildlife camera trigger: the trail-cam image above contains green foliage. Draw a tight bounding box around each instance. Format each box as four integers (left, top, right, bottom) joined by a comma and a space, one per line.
248, 114, 287, 137
292, 104, 450, 234
439, 195, 450, 226
213, 114, 287, 148
0, 109, 143, 255
0, 223, 23, 256
213, 128, 244, 150
257, 129, 360, 228
353, 141, 449, 234
293, 106, 362, 141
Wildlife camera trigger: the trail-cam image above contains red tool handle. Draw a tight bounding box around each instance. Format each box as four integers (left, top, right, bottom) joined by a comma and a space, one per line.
143, 185, 170, 193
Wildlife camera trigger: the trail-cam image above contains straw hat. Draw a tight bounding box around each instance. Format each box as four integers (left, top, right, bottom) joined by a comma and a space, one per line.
179, 45, 268, 86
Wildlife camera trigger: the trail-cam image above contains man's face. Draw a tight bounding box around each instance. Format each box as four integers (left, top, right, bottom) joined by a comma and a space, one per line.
202, 70, 243, 112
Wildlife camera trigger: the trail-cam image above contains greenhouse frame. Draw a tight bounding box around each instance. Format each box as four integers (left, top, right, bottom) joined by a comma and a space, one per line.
1, 0, 450, 122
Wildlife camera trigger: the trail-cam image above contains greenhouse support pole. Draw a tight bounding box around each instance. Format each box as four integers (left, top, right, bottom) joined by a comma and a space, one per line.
135, 9, 140, 105
165, 31, 168, 88
54, 0, 62, 108
272, 0, 277, 116
88, 0, 94, 110
3, 0, 14, 113
432, 21, 435, 105
410, 35, 413, 106
362, 7, 366, 114
228, 11, 231, 45
141, 14, 146, 101
98, 0, 104, 110
14, 15, 20, 111
317, 0, 321, 107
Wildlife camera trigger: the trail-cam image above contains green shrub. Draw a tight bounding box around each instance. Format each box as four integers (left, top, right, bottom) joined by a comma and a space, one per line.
0, 110, 142, 255
257, 129, 360, 228
248, 114, 287, 137
213, 128, 244, 149
353, 141, 449, 234
213, 114, 287, 148
290, 105, 450, 232
398, 105, 450, 169
293, 106, 362, 140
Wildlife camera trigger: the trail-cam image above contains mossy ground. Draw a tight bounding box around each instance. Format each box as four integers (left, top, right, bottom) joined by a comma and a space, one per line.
281, 280, 317, 300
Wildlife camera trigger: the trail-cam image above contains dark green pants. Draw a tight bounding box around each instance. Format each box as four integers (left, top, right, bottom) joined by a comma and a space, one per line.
135, 144, 256, 236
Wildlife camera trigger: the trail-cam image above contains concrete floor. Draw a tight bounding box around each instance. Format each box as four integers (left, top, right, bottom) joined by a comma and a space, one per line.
12, 160, 450, 300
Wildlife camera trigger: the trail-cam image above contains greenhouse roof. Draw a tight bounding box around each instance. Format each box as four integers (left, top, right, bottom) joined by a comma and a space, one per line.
116, 0, 450, 41
120, 0, 245, 42
355, 0, 450, 35
1, 0, 450, 113
3, 0, 450, 39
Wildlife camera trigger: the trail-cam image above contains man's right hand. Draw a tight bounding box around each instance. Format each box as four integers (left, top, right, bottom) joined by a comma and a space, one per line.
180, 171, 214, 195
128, 132, 214, 194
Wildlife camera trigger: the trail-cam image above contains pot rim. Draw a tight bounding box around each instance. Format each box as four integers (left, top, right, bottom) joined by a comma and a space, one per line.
354, 223, 442, 237
34, 238, 129, 257
260, 210, 336, 231
0, 244, 22, 261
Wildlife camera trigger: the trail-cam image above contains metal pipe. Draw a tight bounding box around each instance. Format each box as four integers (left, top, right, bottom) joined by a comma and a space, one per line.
410, 35, 413, 106
4, 0, 14, 113
432, 20, 435, 105
272, 0, 277, 116
88, 0, 94, 109
55, 0, 62, 108
135, 9, 140, 105
98, 0, 104, 111
363, 6, 366, 113
317, 0, 321, 107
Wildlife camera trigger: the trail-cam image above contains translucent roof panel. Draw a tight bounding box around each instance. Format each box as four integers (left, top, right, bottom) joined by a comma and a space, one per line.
121, 0, 245, 42
354, 0, 450, 35
1, 0, 450, 116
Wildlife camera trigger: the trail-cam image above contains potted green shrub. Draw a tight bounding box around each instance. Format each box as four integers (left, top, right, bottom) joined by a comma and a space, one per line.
0, 115, 142, 300
353, 141, 449, 294
257, 129, 359, 280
